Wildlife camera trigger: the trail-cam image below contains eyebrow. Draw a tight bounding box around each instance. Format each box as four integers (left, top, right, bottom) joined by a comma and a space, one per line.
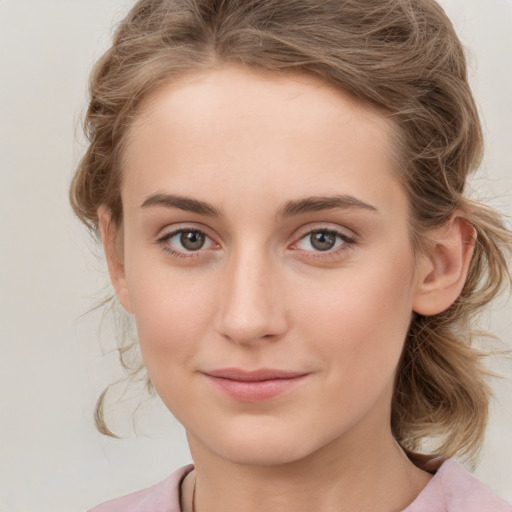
278, 195, 377, 217
141, 193, 221, 216
140, 193, 377, 218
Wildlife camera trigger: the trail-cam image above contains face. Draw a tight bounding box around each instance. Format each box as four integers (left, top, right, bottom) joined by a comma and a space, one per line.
111, 65, 428, 466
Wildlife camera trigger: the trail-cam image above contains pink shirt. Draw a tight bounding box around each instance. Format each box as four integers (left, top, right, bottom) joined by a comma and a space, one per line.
89, 460, 511, 511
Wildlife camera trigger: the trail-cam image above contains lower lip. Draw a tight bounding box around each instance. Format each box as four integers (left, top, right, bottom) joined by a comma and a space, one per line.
205, 375, 308, 401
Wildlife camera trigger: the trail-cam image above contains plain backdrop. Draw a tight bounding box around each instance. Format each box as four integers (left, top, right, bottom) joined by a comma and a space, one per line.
0, 1, 511, 510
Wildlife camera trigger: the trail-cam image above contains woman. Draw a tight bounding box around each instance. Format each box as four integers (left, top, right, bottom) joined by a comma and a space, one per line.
70, 0, 512, 510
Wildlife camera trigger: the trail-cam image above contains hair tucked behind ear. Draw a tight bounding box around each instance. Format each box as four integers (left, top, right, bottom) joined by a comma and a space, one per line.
70, 0, 512, 462
394, 199, 511, 466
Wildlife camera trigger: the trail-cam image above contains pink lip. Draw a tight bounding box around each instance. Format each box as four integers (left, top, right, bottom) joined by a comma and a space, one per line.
203, 368, 309, 401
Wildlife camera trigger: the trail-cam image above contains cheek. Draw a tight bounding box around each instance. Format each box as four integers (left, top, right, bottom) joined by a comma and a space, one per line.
127, 274, 216, 420
124, 254, 216, 377
296, 253, 415, 387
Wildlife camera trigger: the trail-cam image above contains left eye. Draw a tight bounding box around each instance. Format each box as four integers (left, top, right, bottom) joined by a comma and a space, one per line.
160, 229, 215, 252
295, 230, 349, 252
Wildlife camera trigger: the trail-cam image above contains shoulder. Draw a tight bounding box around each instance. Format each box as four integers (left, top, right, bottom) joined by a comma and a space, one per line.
88, 464, 194, 512
405, 459, 511, 512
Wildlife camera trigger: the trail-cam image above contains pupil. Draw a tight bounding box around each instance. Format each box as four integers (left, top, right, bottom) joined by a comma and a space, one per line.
180, 231, 205, 250
311, 231, 335, 251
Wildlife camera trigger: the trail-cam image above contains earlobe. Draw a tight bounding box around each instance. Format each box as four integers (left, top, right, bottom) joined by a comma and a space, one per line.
97, 207, 134, 314
412, 215, 476, 316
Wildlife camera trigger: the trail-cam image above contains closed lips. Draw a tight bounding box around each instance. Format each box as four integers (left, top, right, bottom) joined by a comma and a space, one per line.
204, 368, 308, 381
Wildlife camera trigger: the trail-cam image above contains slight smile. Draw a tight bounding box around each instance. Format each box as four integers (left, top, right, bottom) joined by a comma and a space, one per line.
203, 368, 310, 401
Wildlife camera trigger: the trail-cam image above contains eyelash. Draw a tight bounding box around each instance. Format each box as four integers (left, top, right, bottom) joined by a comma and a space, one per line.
156, 228, 216, 260
291, 228, 357, 260
155, 226, 357, 261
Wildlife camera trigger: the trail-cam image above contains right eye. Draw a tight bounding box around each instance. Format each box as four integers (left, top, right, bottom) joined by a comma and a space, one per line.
157, 228, 217, 257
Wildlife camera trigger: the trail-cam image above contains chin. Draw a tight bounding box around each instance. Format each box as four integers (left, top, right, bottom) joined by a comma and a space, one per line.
193, 420, 329, 468
218, 442, 312, 467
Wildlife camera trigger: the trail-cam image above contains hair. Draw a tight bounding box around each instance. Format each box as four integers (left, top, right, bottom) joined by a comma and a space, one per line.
70, 0, 511, 466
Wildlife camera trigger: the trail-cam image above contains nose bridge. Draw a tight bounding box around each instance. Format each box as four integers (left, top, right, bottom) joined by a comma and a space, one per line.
215, 242, 287, 344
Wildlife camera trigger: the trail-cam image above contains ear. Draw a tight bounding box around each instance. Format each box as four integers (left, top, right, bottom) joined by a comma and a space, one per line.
97, 206, 134, 314
412, 215, 476, 316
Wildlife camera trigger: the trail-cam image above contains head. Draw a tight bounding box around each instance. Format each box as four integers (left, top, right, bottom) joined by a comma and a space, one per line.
71, 0, 511, 465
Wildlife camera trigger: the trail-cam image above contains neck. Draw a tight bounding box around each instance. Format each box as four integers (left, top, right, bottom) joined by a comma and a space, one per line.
182, 427, 432, 512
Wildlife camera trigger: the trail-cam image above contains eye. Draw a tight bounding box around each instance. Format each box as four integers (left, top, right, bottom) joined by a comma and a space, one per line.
157, 228, 217, 256
176, 230, 207, 251
294, 229, 354, 253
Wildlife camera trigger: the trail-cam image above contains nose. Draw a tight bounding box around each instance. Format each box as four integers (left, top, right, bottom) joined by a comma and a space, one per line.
214, 247, 289, 345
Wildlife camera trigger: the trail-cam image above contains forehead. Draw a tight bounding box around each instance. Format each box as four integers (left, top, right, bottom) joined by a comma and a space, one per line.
129, 65, 394, 146
121, 65, 404, 216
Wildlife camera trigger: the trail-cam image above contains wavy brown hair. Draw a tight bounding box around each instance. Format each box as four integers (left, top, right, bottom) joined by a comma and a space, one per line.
70, 0, 512, 464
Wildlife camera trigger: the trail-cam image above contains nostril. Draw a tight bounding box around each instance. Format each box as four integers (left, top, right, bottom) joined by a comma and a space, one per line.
213, 255, 289, 344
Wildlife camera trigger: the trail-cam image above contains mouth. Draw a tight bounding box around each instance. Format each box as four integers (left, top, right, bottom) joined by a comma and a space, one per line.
203, 368, 309, 401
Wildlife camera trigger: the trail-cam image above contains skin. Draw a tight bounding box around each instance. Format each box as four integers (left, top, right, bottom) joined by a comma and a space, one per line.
100, 65, 475, 512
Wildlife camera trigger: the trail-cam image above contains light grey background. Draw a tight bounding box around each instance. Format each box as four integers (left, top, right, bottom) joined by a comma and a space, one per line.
0, 1, 510, 511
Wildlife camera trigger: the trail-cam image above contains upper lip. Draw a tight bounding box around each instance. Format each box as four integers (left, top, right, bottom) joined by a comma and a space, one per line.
204, 368, 308, 381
